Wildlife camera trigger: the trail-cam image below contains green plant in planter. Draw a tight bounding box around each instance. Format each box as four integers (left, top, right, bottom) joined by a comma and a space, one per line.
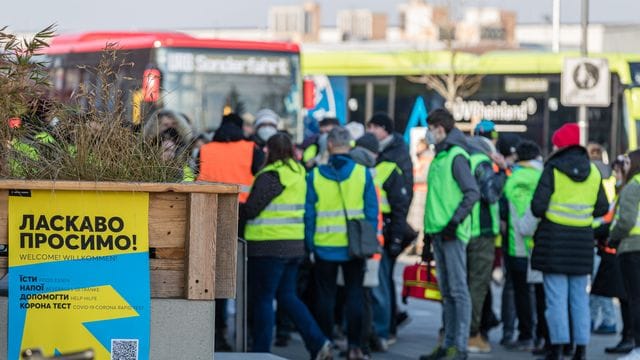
0, 26, 190, 182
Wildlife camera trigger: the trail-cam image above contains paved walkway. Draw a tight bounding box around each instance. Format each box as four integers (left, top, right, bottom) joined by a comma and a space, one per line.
270, 255, 625, 360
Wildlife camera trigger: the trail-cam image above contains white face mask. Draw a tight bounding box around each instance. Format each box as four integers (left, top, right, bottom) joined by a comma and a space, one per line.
426, 126, 445, 145
257, 126, 278, 142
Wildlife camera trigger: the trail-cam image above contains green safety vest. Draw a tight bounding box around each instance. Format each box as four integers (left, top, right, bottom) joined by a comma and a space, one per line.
245, 160, 307, 241
469, 153, 500, 238
9, 139, 39, 177
545, 163, 601, 227
504, 165, 542, 257
303, 144, 319, 163
424, 145, 472, 243
374, 161, 402, 214
312, 163, 367, 248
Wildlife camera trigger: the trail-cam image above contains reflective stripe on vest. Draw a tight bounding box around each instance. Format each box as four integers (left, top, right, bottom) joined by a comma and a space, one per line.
374, 161, 400, 214
313, 164, 367, 248
244, 160, 306, 241
197, 140, 255, 203
545, 163, 601, 227
470, 153, 500, 237
424, 145, 472, 243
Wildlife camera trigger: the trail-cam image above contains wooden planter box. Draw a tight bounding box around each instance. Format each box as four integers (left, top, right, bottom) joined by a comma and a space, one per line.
0, 180, 239, 300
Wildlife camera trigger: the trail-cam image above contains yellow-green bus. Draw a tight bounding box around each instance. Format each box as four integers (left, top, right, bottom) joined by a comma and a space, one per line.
302, 50, 640, 156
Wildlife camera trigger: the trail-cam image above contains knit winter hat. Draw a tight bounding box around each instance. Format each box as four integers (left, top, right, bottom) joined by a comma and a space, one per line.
474, 119, 498, 140
355, 133, 380, 154
368, 113, 394, 134
552, 123, 580, 149
254, 108, 279, 128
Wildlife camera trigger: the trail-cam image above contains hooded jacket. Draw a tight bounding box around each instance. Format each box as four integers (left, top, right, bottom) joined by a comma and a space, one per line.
531, 145, 609, 275
433, 128, 480, 226
350, 147, 410, 242
378, 133, 414, 201
467, 136, 507, 237
304, 154, 379, 261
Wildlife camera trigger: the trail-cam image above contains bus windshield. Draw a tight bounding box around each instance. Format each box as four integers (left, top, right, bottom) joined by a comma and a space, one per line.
156, 48, 301, 134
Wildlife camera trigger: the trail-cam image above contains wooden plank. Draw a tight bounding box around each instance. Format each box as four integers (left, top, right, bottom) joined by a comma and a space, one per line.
215, 193, 238, 299
150, 258, 184, 271
151, 270, 184, 298
149, 193, 187, 248
185, 193, 217, 300
0, 180, 239, 194
0, 190, 6, 245
0, 257, 6, 277
153, 247, 185, 259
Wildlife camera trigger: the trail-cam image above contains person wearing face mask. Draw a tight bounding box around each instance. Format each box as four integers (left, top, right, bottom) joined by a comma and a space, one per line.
301, 117, 341, 169
253, 109, 280, 148
530, 123, 609, 360
421, 109, 480, 360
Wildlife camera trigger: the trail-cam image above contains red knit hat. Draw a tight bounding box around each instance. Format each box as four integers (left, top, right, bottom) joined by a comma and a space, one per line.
552, 123, 580, 148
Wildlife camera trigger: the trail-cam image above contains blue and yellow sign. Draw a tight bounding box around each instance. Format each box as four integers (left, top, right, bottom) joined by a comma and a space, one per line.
8, 190, 150, 360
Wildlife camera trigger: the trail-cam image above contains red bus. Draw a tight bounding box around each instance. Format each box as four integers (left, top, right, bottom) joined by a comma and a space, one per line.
44, 32, 303, 139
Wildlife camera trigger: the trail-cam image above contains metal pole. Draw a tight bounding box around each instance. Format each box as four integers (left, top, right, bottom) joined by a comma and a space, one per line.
552, 0, 560, 53
579, 0, 589, 146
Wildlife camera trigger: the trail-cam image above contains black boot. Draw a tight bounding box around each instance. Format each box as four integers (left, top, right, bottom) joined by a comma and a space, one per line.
605, 338, 635, 354
538, 344, 563, 360
572, 345, 586, 360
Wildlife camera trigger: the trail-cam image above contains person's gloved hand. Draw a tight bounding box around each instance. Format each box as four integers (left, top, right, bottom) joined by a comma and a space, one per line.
441, 220, 458, 241
422, 233, 434, 262
388, 237, 404, 258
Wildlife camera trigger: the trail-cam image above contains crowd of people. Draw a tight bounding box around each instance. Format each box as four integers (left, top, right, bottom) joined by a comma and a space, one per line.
188, 106, 640, 360
16, 102, 639, 360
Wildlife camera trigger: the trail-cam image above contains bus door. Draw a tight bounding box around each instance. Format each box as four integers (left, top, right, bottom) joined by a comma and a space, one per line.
348, 77, 396, 124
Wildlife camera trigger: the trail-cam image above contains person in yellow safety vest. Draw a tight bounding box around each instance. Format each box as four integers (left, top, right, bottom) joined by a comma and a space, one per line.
350, 133, 410, 351
240, 132, 332, 359
197, 113, 265, 204
608, 150, 640, 360
300, 117, 340, 170
585, 142, 620, 336
530, 123, 609, 360
304, 126, 378, 360
421, 109, 480, 360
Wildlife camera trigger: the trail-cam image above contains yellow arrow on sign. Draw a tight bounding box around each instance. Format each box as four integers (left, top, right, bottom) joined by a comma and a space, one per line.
18, 285, 139, 360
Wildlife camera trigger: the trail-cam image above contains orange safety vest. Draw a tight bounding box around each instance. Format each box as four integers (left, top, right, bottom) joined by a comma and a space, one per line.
198, 140, 255, 203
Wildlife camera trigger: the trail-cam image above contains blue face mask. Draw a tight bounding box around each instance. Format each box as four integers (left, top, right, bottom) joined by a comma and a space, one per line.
425, 130, 437, 145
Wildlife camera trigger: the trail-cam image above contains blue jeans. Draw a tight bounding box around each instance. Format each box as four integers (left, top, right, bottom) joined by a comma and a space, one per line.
371, 251, 392, 339
248, 257, 328, 355
433, 235, 471, 352
543, 273, 590, 345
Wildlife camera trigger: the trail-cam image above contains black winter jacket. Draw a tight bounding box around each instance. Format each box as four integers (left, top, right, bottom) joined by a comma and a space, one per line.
378, 133, 414, 201
530, 146, 609, 275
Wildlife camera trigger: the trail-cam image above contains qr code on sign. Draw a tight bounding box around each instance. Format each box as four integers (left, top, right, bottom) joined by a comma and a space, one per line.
111, 339, 139, 360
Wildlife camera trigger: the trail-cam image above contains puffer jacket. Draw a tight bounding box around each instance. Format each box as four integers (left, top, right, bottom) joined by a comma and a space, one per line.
530, 145, 609, 275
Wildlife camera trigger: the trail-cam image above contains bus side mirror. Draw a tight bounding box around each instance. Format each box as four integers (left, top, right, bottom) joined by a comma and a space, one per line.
303, 78, 315, 110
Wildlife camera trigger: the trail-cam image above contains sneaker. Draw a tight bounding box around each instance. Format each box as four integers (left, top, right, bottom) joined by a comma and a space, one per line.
386, 335, 397, 346
419, 346, 448, 360
315, 340, 333, 360
370, 336, 389, 352
442, 347, 467, 360
396, 311, 411, 329
593, 323, 617, 335
467, 334, 491, 353
503, 338, 534, 352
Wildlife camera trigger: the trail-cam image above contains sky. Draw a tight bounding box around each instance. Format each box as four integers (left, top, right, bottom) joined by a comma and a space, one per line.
2, 0, 639, 33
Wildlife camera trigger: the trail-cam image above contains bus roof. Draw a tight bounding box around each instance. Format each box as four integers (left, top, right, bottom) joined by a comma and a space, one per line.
302, 49, 640, 84
44, 31, 300, 55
